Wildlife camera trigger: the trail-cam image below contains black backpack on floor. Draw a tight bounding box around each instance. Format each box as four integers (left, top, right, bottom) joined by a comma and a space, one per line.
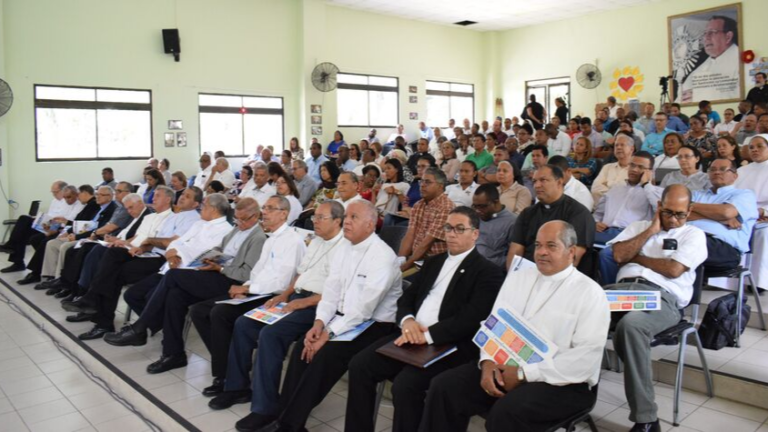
698, 293, 750, 350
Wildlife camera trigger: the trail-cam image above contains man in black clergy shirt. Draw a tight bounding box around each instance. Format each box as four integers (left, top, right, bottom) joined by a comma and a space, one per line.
343, 206, 504, 432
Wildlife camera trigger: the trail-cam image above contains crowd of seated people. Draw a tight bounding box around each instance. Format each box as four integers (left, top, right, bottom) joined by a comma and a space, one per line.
1, 87, 768, 432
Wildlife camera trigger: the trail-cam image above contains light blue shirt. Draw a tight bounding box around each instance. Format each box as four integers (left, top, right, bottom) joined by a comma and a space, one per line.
419, 128, 434, 141
305, 155, 329, 184
690, 186, 758, 253
152, 209, 202, 254
641, 128, 673, 156
341, 159, 359, 172
92, 202, 113, 222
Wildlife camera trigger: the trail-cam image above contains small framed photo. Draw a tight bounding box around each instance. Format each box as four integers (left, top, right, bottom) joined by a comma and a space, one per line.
409, 112, 418, 120
409, 96, 418, 103
311, 115, 322, 125
168, 120, 183, 130
164, 132, 176, 147
176, 132, 187, 147
311, 104, 322, 114
409, 86, 417, 94
311, 126, 323, 136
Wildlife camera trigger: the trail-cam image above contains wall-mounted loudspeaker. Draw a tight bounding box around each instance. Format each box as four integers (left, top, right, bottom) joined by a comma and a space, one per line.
162, 29, 181, 62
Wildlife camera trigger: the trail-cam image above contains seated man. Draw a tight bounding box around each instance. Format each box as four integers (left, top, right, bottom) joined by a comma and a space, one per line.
104, 197, 268, 374
505, 165, 595, 275
521, 144, 549, 196
477, 147, 509, 185
187, 195, 306, 388
445, 160, 478, 207
592, 133, 634, 205
334, 172, 365, 209
239, 164, 276, 207
41, 182, 137, 297
64, 193, 233, 340
602, 185, 707, 431
547, 155, 594, 210
406, 138, 436, 174
641, 113, 673, 156
734, 135, 768, 290
594, 152, 655, 245
22, 186, 117, 285
420, 221, 610, 432
465, 134, 493, 170
258, 200, 401, 432
64, 187, 203, 323
206, 201, 344, 427
1, 181, 82, 273
688, 158, 758, 273
399, 168, 455, 272
291, 160, 318, 207
472, 185, 517, 269
344, 206, 504, 432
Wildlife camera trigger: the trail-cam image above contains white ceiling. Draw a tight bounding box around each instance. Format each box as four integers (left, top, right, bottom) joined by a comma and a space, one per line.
325, 0, 661, 32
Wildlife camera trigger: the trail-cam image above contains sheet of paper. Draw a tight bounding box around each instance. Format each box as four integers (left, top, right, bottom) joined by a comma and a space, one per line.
215, 294, 272, 306
510, 256, 536, 272
473, 307, 557, 367
330, 319, 374, 342
243, 302, 293, 325
605, 290, 661, 312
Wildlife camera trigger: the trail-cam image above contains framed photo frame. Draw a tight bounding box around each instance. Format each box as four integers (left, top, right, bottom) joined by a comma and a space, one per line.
409, 86, 417, 94
311, 126, 323, 135
164, 132, 176, 147
668, 3, 743, 105
168, 120, 183, 130
176, 132, 187, 147
311, 115, 322, 125
409, 96, 418, 103
409, 112, 418, 120
311, 104, 322, 114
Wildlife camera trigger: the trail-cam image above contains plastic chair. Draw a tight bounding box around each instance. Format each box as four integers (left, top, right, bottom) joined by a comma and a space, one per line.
542, 383, 599, 432
379, 226, 408, 254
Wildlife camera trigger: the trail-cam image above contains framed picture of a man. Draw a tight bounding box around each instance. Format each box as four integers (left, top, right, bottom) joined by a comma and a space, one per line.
668, 3, 743, 106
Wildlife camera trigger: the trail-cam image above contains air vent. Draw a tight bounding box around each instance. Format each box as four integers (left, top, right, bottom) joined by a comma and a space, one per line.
454, 20, 477, 26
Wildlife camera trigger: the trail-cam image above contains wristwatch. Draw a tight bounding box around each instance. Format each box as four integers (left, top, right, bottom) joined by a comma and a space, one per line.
517, 367, 526, 382
328, 331, 336, 340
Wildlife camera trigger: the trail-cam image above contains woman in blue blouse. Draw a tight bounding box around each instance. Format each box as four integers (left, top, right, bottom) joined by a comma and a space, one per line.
326, 130, 345, 158
568, 136, 597, 186
143, 168, 166, 205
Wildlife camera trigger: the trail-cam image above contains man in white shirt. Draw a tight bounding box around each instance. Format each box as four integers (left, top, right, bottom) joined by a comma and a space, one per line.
193, 154, 214, 190
592, 133, 634, 204
265, 200, 402, 432
602, 185, 707, 432
548, 156, 594, 211
546, 123, 572, 157
734, 135, 768, 291
239, 165, 276, 207
445, 161, 479, 207
334, 172, 365, 210
344, 206, 505, 432
442, 119, 456, 141
206, 157, 236, 190
421, 221, 610, 432
594, 153, 655, 244
104, 197, 268, 375
386, 124, 408, 144
208, 201, 345, 429
187, 195, 307, 391
64, 192, 232, 340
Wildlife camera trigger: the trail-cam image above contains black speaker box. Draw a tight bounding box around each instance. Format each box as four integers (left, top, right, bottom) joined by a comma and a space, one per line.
162, 29, 181, 54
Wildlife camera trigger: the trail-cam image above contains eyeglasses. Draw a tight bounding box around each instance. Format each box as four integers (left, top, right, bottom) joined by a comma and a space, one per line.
660, 209, 689, 220
310, 215, 333, 222
262, 205, 286, 212
708, 167, 736, 174
442, 224, 475, 234
234, 213, 258, 224
676, 155, 696, 160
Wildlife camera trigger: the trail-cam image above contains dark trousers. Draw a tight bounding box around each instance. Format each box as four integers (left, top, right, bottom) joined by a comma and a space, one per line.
124, 274, 163, 317
277, 322, 395, 431
224, 293, 316, 416
703, 235, 741, 273
6, 215, 37, 266
60, 243, 97, 289
345, 333, 472, 432
85, 247, 165, 329
78, 245, 109, 295
189, 298, 266, 379
133, 269, 238, 357
419, 362, 595, 432
26, 232, 58, 274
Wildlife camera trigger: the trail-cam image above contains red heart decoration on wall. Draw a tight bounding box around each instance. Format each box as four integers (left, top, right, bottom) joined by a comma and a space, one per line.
618, 77, 635, 91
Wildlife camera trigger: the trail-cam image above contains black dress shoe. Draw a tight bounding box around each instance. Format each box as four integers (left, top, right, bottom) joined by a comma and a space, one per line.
78, 326, 114, 341
202, 377, 225, 397
54, 289, 72, 299
34, 278, 57, 290
630, 420, 661, 432
208, 390, 252, 410
235, 413, 278, 432
0, 263, 25, 273
104, 325, 147, 347
17, 272, 41, 285
146, 354, 187, 374
60, 292, 76, 303
62, 298, 97, 314
46, 286, 63, 296
65, 312, 95, 323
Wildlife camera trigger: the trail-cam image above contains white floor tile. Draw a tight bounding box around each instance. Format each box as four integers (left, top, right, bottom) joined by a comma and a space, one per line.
8, 386, 64, 410
310, 392, 347, 423
28, 411, 91, 432
167, 394, 215, 418
93, 414, 151, 432
80, 400, 131, 425
0, 411, 29, 432
152, 381, 200, 404
702, 397, 768, 423
681, 406, 763, 432
190, 410, 241, 432
17, 398, 77, 425
0, 375, 53, 397
65, 388, 112, 410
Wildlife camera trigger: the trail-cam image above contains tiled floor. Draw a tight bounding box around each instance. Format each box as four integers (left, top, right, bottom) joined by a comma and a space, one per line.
1, 255, 768, 431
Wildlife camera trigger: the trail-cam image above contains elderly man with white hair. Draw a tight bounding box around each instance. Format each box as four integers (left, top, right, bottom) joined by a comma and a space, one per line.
205, 157, 236, 190
591, 132, 634, 207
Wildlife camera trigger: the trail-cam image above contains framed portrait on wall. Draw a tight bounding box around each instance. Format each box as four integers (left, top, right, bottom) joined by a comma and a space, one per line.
311, 115, 322, 125
168, 120, 183, 130
409, 112, 418, 120
409, 96, 418, 103
311, 126, 323, 135
164, 132, 175, 147
668, 3, 743, 105
311, 104, 322, 114
176, 132, 187, 147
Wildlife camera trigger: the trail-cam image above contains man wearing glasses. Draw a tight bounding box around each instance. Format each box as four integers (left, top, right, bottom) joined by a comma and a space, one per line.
602, 184, 707, 432
399, 168, 455, 272
641, 113, 673, 156
343, 206, 503, 432
104, 197, 268, 374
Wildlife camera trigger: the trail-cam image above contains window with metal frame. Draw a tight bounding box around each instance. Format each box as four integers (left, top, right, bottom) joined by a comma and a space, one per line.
337, 73, 398, 128
425, 81, 474, 128
198, 93, 284, 157
34, 85, 153, 161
